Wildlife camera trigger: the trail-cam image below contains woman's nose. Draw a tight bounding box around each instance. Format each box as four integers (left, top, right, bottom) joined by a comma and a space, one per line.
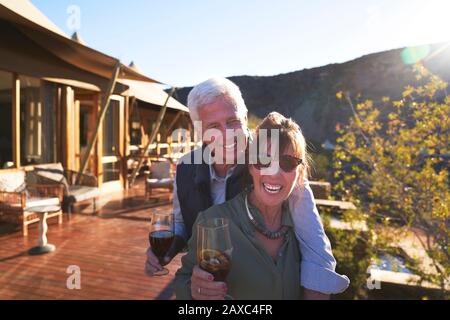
261, 161, 282, 176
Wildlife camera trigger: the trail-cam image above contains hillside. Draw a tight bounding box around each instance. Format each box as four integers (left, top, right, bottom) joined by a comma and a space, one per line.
174, 43, 450, 144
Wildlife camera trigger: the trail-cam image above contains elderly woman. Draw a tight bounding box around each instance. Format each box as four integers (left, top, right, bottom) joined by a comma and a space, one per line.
175, 112, 310, 300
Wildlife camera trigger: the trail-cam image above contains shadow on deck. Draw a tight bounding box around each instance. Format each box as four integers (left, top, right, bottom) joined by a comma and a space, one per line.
0, 179, 181, 300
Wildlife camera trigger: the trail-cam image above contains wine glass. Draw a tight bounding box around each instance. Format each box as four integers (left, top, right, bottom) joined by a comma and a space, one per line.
197, 218, 233, 299
149, 212, 174, 276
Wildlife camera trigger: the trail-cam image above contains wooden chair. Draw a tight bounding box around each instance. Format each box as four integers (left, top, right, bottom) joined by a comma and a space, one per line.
144, 160, 174, 201
31, 163, 100, 215
0, 169, 64, 236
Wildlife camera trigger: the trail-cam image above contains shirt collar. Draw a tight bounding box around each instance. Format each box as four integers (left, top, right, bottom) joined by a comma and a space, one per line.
244, 192, 294, 228
208, 149, 236, 182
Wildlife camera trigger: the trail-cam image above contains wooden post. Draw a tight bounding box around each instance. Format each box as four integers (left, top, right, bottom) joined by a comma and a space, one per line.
164, 110, 183, 139
123, 96, 130, 189
167, 135, 172, 156
77, 62, 121, 183
118, 96, 125, 189
157, 133, 162, 157
12, 74, 20, 168
128, 87, 176, 186
63, 86, 75, 170
74, 99, 81, 171
55, 86, 62, 163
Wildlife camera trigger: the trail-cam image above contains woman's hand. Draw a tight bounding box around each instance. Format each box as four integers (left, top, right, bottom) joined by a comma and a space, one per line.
191, 265, 228, 300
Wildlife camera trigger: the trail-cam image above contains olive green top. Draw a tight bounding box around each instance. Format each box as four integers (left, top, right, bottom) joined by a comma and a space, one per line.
175, 191, 301, 300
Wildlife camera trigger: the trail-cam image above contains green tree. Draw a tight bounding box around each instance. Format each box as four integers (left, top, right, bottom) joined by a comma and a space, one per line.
333, 65, 449, 298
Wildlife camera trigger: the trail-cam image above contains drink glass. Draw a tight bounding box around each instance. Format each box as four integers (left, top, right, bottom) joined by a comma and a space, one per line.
149, 212, 174, 276
197, 218, 233, 299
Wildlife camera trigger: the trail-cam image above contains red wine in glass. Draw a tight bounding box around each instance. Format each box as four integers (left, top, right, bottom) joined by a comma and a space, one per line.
149, 212, 174, 276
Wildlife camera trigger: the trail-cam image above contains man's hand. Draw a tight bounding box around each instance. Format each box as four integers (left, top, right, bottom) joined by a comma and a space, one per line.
144, 235, 186, 277
144, 247, 173, 276
190, 265, 227, 300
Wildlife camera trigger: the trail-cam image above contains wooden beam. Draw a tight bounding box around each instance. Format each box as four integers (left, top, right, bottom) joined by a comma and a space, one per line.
134, 99, 148, 145
164, 110, 183, 137
12, 74, 20, 167
77, 62, 121, 183
123, 96, 130, 189
95, 94, 102, 186
129, 87, 176, 186
55, 86, 62, 163
118, 97, 125, 189
315, 199, 356, 211
74, 99, 81, 171
65, 87, 75, 170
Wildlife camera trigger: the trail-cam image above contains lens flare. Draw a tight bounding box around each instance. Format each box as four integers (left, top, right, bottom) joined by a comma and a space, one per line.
401, 45, 431, 65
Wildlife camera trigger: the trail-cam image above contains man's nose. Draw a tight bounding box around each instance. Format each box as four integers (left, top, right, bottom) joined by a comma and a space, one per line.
223, 127, 236, 144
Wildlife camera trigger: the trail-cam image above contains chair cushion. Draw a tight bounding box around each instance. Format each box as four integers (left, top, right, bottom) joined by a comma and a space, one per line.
67, 185, 100, 202
147, 178, 174, 189
150, 161, 171, 179
25, 197, 60, 209
32, 163, 70, 192
0, 170, 26, 192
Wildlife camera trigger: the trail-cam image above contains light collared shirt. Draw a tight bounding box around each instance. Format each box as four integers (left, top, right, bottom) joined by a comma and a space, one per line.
172, 156, 349, 294
173, 155, 236, 243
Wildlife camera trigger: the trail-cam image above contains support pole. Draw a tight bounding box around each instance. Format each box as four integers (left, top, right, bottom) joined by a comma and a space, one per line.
128, 87, 176, 186
164, 110, 183, 137
77, 62, 121, 183
12, 74, 20, 168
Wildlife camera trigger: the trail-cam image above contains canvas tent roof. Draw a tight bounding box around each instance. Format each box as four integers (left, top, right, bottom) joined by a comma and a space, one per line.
0, 0, 160, 86
0, 0, 189, 112
120, 79, 188, 112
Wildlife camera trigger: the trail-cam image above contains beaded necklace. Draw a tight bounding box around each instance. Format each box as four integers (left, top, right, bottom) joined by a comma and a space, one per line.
244, 193, 289, 240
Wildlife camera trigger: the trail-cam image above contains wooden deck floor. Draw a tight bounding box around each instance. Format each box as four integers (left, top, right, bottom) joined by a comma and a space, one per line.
0, 181, 183, 300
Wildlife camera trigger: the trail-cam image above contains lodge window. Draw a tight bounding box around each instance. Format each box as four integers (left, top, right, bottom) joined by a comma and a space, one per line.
130, 120, 141, 146
20, 76, 57, 165
0, 70, 13, 169
102, 99, 120, 157
102, 99, 121, 183
79, 106, 90, 148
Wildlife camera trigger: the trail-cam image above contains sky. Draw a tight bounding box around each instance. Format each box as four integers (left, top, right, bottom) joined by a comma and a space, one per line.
31, 0, 450, 87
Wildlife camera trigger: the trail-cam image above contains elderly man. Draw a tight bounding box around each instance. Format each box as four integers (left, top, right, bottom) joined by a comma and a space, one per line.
145, 77, 349, 299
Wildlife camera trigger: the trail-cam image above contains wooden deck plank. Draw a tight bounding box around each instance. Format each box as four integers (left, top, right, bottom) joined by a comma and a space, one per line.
315, 199, 356, 210
0, 182, 183, 300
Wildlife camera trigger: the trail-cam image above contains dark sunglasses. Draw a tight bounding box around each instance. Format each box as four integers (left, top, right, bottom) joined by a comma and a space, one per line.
253, 154, 303, 172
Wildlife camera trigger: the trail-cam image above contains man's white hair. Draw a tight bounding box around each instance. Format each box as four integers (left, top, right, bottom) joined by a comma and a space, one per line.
187, 77, 248, 122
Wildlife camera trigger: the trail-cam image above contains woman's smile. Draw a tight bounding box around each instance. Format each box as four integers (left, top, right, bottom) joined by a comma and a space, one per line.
262, 182, 283, 194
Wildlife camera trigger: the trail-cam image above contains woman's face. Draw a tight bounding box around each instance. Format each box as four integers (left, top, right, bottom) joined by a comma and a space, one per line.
249, 142, 302, 208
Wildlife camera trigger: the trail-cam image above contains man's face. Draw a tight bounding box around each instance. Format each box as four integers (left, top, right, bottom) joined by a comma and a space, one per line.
197, 95, 248, 165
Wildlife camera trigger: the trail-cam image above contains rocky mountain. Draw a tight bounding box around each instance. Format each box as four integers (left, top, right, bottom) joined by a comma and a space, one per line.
174, 43, 450, 144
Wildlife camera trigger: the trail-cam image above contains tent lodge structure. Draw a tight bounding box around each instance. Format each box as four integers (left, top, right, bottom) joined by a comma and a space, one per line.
0, 0, 191, 195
